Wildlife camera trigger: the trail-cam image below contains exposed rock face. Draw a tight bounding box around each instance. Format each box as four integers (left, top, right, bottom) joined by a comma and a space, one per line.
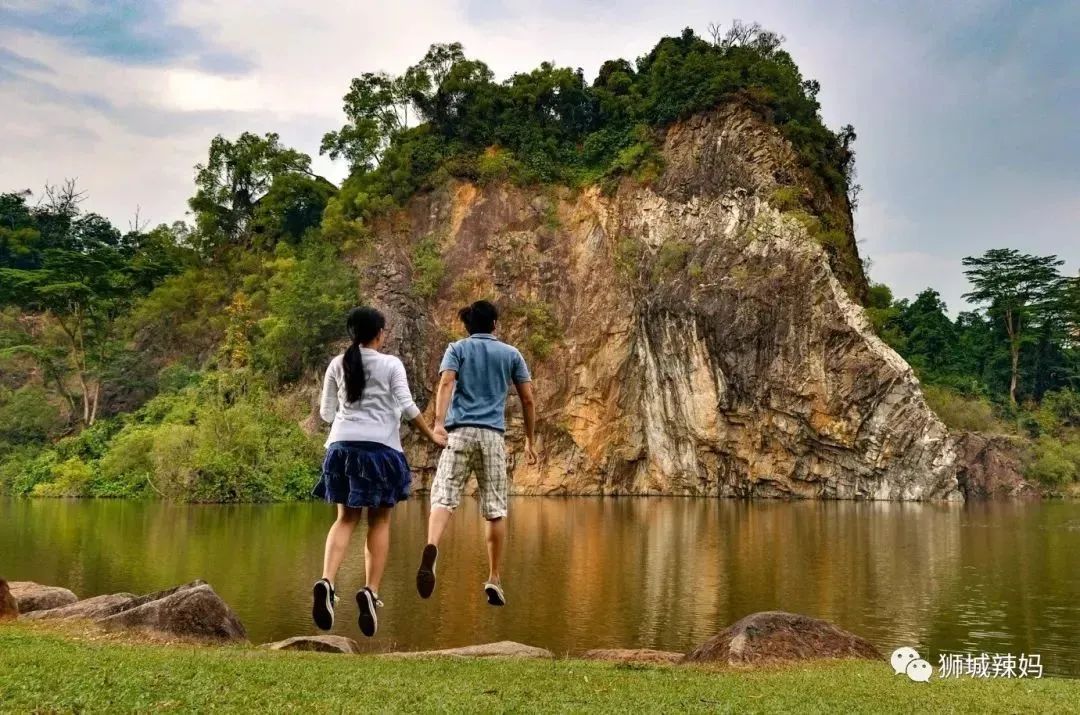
22, 593, 136, 621
95, 582, 247, 643
358, 102, 959, 500
263, 635, 360, 654
683, 611, 881, 665
8, 582, 78, 613
582, 648, 683, 665
386, 641, 554, 659
0, 579, 17, 620
953, 432, 1039, 498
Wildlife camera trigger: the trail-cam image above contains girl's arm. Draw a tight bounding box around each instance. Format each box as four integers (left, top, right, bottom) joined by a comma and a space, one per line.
392, 359, 445, 446
319, 361, 339, 423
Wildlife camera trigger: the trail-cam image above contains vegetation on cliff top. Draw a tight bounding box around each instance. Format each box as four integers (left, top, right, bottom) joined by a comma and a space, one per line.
1, 24, 1076, 500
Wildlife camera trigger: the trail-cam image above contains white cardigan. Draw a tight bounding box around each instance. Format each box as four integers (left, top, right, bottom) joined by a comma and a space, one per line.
319, 350, 421, 452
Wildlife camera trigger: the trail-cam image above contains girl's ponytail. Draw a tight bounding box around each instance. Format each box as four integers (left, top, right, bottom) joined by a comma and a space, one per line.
343, 306, 386, 403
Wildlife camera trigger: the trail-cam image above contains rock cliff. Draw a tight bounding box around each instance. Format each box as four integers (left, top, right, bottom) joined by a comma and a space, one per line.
352, 102, 961, 500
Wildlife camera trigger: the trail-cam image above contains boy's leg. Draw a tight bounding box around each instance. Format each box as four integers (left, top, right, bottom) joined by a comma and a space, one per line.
485, 517, 506, 584
418, 431, 473, 598
426, 506, 454, 548
477, 431, 509, 586
426, 432, 473, 545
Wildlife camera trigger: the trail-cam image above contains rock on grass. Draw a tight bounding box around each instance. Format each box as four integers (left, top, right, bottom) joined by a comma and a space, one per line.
21, 592, 137, 620
386, 641, 554, 659
263, 635, 361, 654
0, 579, 18, 620
8, 582, 78, 613
684, 611, 882, 666
95, 582, 247, 643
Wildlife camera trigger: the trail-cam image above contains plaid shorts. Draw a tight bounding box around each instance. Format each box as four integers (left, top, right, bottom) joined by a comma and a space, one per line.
430, 427, 508, 520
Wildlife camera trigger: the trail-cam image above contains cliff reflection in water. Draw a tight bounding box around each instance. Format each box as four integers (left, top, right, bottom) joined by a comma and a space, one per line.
1, 497, 1077, 675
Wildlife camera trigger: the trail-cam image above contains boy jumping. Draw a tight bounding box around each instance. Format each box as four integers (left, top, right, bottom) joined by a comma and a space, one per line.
416, 300, 537, 606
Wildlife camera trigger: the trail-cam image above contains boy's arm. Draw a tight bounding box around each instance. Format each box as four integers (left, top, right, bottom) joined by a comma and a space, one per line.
433, 370, 456, 440
514, 381, 538, 464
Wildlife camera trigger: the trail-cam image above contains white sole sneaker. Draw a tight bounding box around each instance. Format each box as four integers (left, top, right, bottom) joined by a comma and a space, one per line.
312, 579, 334, 630
357, 588, 379, 637
484, 582, 506, 607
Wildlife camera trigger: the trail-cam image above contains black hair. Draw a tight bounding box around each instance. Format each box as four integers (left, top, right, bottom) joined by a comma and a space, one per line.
459, 300, 498, 335
343, 306, 386, 403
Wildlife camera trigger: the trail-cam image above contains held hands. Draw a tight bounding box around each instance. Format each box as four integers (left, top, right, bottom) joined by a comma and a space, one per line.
431, 423, 449, 447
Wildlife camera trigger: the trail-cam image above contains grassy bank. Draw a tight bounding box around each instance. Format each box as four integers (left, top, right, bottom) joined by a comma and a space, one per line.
1, 624, 1077, 713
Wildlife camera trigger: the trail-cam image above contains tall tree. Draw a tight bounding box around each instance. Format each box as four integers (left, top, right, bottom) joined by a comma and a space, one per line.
188, 132, 313, 253
962, 249, 1067, 404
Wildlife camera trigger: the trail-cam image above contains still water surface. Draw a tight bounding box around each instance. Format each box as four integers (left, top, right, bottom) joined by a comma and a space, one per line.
2, 497, 1078, 676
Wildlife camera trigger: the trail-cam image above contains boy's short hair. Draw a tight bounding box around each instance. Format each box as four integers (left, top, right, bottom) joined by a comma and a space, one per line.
459, 300, 498, 334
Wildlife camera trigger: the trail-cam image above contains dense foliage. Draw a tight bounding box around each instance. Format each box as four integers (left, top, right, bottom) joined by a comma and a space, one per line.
322, 23, 857, 237
868, 252, 1080, 487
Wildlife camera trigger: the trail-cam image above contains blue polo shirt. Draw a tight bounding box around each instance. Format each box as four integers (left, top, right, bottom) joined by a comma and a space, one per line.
440, 333, 531, 432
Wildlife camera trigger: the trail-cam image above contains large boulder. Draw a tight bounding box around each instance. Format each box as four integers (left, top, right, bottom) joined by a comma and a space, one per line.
21, 593, 136, 621
263, 635, 361, 654
954, 432, 1039, 498
387, 641, 553, 659
684, 611, 881, 666
582, 648, 683, 665
8, 581, 78, 613
95, 582, 246, 643
0, 579, 18, 620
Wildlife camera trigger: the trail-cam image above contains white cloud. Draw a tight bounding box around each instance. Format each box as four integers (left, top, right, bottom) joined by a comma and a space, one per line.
0, 0, 1075, 307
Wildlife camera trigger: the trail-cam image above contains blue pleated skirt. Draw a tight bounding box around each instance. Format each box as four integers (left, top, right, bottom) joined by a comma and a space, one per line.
312, 441, 412, 508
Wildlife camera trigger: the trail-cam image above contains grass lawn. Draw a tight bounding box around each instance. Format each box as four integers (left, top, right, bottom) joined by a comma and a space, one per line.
0, 623, 1077, 713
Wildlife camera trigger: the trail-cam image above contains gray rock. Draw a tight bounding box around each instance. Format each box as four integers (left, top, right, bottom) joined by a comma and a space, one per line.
263, 635, 360, 654
582, 648, 683, 665
95, 582, 246, 643
21, 593, 136, 621
684, 611, 882, 666
386, 641, 554, 659
954, 432, 1040, 499
8, 581, 78, 613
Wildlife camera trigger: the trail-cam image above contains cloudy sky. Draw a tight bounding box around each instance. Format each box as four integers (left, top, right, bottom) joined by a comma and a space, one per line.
1, 0, 1076, 311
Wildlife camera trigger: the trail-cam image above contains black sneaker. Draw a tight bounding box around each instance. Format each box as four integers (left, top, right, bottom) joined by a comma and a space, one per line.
416, 544, 438, 599
356, 587, 382, 637
312, 578, 335, 630
484, 581, 506, 607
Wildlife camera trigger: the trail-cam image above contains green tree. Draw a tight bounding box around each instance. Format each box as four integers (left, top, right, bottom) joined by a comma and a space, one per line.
320, 68, 426, 170
188, 132, 314, 253
963, 249, 1068, 405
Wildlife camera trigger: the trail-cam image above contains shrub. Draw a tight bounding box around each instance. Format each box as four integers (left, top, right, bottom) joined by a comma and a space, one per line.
476, 147, 525, 185
921, 384, 1004, 433
1025, 435, 1080, 486
254, 243, 357, 385
0, 385, 64, 452
769, 186, 803, 211
512, 300, 561, 360
0, 446, 53, 495
31, 457, 94, 497
411, 235, 445, 299
655, 240, 692, 277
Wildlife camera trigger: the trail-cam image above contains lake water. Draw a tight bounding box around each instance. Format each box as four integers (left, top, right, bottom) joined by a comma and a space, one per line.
2, 497, 1079, 676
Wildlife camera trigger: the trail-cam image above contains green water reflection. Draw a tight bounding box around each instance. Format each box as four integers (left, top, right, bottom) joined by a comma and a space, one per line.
1, 498, 1077, 675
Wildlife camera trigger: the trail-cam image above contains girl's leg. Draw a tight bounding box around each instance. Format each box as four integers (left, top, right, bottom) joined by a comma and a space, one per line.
364, 507, 393, 593
322, 504, 364, 585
